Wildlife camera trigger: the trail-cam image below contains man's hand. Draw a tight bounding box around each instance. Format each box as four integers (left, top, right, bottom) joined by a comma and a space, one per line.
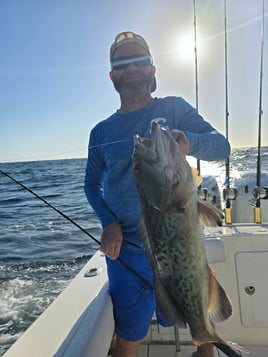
171, 129, 190, 155
100, 222, 123, 259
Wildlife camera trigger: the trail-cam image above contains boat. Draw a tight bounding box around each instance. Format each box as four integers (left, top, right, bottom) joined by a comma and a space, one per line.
3, 169, 268, 357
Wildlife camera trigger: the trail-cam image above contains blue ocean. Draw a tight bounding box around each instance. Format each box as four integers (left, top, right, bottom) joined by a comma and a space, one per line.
0, 158, 101, 355
0, 148, 267, 355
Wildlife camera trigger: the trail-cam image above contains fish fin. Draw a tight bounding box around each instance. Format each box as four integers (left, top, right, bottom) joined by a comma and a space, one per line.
208, 266, 233, 322
197, 199, 224, 226
191, 167, 203, 188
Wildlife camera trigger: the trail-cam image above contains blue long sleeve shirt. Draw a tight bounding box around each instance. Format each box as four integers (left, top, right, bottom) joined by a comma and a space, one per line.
84, 96, 230, 253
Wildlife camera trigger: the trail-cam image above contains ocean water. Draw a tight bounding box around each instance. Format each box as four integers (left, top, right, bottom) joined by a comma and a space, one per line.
0, 148, 268, 355
0, 158, 101, 355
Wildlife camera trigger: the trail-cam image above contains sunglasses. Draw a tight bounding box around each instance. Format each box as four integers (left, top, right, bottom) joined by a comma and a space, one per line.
111, 55, 153, 71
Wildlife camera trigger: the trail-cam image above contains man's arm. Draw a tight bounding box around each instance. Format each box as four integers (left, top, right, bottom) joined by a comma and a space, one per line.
185, 130, 230, 161
174, 97, 231, 161
84, 130, 117, 227
84, 130, 122, 259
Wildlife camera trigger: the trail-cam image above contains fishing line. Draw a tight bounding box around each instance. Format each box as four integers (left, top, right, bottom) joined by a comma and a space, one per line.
88, 139, 132, 149
0, 169, 153, 290
4, 140, 133, 163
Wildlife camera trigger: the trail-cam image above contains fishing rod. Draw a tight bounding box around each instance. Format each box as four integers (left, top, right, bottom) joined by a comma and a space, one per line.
193, 0, 201, 179
222, 0, 238, 224
193, 0, 211, 202
224, 0, 230, 214
0, 169, 153, 290
222, 0, 233, 223
253, 0, 268, 223
193, 0, 199, 117
192, 0, 210, 204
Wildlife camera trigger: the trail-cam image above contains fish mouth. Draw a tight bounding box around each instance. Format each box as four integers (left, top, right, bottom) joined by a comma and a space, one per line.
134, 121, 173, 163
133, 135, 157, 162
134, 135, 152, 150
133, 122, 175, 210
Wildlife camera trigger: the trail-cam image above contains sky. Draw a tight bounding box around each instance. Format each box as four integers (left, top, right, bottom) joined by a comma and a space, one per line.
0, 0, 267, 163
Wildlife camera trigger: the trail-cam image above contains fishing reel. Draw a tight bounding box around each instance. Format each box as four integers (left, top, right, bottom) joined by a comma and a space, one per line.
198, 187, 208, 200
223, 187, 239, 201
252, 186, 268, 200
222, 187, 239, 224
198, 187, 219, 206
251, 186, 268, 224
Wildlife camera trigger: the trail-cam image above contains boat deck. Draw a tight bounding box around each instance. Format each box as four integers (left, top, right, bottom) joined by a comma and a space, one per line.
139, 344, 195, 356
108, 324, 227, 356
136, 320, 268, 356
108, 343, 197, 356
138, 344, 268, 356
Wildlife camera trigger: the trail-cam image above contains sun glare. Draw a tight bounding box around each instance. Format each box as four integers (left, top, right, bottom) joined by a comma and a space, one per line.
177, 33, 195, 61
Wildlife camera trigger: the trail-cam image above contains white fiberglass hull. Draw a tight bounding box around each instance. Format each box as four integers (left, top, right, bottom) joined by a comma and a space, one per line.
4, 225, 268, 357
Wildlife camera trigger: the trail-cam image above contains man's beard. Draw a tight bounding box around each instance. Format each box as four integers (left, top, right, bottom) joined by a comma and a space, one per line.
112, 71, 154, 95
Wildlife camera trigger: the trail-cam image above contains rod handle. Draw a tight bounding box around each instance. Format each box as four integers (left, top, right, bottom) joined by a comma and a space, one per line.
225, 207, 232, 224
254, 206, 261, 224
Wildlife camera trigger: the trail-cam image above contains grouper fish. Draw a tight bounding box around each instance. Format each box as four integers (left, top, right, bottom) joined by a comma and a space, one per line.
133, 122, 243, 357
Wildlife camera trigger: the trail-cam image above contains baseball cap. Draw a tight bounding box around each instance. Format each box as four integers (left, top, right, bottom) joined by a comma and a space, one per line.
110, 31, 156, 92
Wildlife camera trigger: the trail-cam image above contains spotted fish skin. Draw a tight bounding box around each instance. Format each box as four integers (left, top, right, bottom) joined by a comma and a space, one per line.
133, 122, 242, 355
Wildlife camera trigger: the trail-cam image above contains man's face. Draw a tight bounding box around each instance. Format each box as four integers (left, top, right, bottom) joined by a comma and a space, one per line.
110, 43, 155, 95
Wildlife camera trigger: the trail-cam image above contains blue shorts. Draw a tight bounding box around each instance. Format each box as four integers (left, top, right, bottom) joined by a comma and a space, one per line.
106, 248, 171, 341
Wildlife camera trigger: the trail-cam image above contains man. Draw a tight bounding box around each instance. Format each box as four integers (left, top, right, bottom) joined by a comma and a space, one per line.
84, 31, 230, 357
